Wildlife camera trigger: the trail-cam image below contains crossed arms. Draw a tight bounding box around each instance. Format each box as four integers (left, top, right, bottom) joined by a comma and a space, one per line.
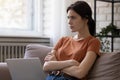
43, 50, 97, 79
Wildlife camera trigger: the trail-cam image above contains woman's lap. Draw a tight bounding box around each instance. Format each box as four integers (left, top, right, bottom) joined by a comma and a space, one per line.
46, 74, 74, 80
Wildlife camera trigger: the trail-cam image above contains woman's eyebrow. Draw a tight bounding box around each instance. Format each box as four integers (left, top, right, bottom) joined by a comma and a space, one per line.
67, 16, 75, 18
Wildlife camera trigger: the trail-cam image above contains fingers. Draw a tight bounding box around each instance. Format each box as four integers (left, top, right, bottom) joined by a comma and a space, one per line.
44, 55, 52, 61
71, 59, 80, 66
44, 54, 57, 61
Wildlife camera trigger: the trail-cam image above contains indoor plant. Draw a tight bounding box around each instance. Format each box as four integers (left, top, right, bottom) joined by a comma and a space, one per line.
96, 23, 118, 52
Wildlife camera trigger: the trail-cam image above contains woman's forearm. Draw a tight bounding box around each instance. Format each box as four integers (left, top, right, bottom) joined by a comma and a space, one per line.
43, 60, 79, 72
62, 66, 84, 79
62, 51, 98, 79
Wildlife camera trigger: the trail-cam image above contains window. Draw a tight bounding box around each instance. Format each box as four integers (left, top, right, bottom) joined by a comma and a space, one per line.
43, 0, 53, 36
0, 0, 43, 37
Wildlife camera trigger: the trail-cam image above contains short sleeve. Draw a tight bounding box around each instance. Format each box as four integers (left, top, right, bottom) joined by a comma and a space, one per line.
87, 38, 101, 56
53, 37, 64, 50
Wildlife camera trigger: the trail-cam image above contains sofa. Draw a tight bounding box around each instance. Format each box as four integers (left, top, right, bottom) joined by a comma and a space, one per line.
0, 44, 120, 80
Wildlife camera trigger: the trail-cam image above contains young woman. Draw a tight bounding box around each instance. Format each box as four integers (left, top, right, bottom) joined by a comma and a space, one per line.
43, 1, 100, 80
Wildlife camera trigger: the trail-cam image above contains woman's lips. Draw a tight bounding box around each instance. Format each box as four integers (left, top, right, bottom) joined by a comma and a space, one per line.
70, 26, 73, 29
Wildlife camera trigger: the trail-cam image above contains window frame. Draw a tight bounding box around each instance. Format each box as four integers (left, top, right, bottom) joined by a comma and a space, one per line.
0, 0, 44, 37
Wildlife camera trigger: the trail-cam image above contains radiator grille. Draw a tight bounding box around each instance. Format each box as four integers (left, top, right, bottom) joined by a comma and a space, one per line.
0, 37, 50, 62
0, 45, 26, 62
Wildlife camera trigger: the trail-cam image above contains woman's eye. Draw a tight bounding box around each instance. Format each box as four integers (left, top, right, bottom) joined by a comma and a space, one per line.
67, 16, 70, 19
71, 16, 76, 19
67, 16, 76, 19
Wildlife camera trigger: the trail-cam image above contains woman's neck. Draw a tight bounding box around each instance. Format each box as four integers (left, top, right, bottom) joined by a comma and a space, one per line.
77, 31, 91, 39
73, 33, 91, 41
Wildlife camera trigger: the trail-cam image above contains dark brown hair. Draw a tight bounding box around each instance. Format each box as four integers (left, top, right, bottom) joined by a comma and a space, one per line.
67, 1, 95, 36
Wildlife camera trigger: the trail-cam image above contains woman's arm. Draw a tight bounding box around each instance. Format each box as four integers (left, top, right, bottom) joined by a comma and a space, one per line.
62, 51, 97, 79
43, 50, 79, 71
43, 59, 79, 71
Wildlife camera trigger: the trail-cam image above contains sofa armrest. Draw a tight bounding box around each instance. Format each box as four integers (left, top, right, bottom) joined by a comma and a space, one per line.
0, 63, 12, 80
24, 44, 52, 65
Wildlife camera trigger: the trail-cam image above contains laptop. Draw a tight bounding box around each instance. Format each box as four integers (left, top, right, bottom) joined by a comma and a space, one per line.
6, 58, 46, 80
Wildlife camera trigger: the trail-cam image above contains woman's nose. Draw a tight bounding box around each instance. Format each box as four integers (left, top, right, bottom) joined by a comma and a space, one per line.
68, 19, 72, 25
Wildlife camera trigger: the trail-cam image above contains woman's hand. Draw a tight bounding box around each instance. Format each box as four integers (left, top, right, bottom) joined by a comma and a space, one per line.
69, 59, 79, 66
44, 52, 57, 61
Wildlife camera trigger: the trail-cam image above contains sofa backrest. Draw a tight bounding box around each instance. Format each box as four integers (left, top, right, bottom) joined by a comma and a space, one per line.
24, 44, 52, 65
88, 51, 120, 80
24, 44, 120, 80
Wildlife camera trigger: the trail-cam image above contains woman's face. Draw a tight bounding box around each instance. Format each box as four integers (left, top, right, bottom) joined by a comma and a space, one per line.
67, 9, 88, 33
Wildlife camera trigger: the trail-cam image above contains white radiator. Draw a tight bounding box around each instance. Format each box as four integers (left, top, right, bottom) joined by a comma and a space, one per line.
0, 37, 50, 62
0, 45, 26, 62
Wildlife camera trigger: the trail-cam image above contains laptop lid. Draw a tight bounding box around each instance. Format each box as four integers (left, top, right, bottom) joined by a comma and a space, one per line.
6, 58, 46, 80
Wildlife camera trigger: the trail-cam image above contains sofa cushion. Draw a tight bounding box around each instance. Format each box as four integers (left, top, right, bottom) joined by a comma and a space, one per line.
24, 44, 52, 65
88, 51, 120, 80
